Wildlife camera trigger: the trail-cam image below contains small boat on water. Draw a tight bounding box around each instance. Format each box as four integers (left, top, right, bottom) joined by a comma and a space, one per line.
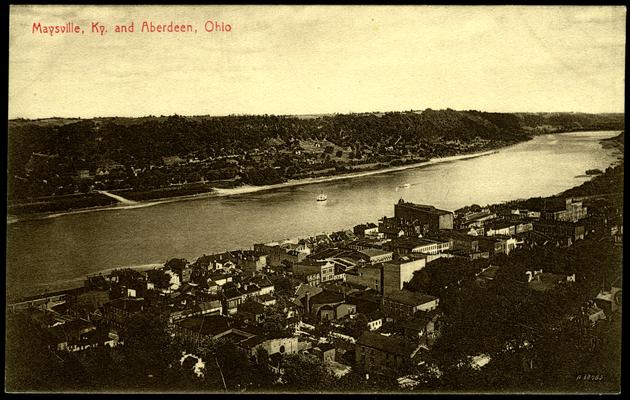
398, 183, 411, 189
316, 192, 328, 202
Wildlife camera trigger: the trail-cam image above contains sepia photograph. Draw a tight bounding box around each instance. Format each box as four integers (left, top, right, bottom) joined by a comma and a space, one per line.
6, 4, 624, 394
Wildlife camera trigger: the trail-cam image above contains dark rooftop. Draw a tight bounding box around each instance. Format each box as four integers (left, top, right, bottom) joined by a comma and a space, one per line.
356, 331, 417, 357
176, 315, 231, 337
239, 300, 266, 315
239, 335, 267, 349
396, 200, 452, 216
309, 290, 345, 305
384, 290, 438, 307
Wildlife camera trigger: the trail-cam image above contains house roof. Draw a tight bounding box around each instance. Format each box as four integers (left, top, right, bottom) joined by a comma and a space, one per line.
241, 284, 262, 295
104, 297, 145, 313
477, 265, 500, 280
257, 294, 276, 303
316, 343, 335, 352
198, 300, 221, 311
396, 201, 452, 216
357, 331, 417, 357
239, 301, 266, 315
309, 290, 345, 305
176, 315, 231, 337
435, 230, 477, 242
321, 283, 359, 296
294, 283, 323, 300
239, 335, 267, 349
399, 318, 427, 331
358, 248, 393, 258
384, 290, 438, 307
223, 287, 244, 300
388, 238, 449, 252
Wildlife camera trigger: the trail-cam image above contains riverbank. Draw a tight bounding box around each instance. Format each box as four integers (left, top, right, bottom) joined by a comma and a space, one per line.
7, 147, 499, 224
213, 149, 498, 197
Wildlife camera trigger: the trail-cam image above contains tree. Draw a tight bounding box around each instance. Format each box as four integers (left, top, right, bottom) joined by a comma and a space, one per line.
348, 313, 369, 338
119, 309, 180, 388
165, 258, 187, 270
148, 268, 172, 290
281, 354, 333, 391
109, 268, 143, 286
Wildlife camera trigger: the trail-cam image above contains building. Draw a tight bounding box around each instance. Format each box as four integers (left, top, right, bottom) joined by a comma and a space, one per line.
384, 237, 452, 255
460, 210, 497, 228
304, 290, 356, 322
67, 288, 110, 310
312, 343, 336, 363
222, 286, 245, 315
229, 250, 267, 276
101, 298, 146, 331
357, 249, 394, 264
238, 300, 267, 324
541, 198, 587, 223
292, 260, 336, 285
475, 265, 500, 287
348, 238, 387, 252
355, 331, 417, 374
345, 266, 383, 292
241, 336, 299, 358
254, 242, 308, 267
433, 231, 479, 251
533, 221, 586, 243
394, 199, 454, 234
173, 315, 256, 347
382, 290, 439, 318
347, 291, 382, 315
476, 236, 517, 256
367, 315, 384, 331
485, 222, 516, 237
47, 321, 118, 353
354, 222, 379, 237
382, 256, 427, 295
378, 220, 406, 239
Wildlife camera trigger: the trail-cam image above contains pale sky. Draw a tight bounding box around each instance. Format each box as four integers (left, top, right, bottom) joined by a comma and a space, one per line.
9, 5, 626, 119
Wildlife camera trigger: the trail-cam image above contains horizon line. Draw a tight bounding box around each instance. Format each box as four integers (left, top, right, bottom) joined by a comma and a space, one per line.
8, 107, 626, 121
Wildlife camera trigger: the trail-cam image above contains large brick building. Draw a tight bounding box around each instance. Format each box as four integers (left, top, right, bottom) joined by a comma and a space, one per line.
541, 198, 587, 223
394, 200, 454, 234
355, 331, 417, 374
382, 289, 439, 318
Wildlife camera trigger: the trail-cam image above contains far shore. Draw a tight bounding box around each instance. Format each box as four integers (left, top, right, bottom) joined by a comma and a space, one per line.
7, 148, 499, 224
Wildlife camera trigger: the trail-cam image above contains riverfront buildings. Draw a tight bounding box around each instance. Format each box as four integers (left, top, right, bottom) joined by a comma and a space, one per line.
6, 196, 622, 391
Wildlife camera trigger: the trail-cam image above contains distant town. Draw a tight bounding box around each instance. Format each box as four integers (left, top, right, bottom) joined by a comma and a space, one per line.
7, 142, 623, 392
7, 110, 624, 216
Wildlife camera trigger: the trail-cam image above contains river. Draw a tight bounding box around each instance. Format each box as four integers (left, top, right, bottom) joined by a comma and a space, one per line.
6, 131, 622, 298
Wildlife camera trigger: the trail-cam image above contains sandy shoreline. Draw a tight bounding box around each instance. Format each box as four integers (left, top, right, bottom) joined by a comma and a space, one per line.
7, 149, 499, 224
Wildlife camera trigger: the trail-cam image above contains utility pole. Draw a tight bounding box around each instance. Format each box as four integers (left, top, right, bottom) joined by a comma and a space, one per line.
215, 356, 227, 392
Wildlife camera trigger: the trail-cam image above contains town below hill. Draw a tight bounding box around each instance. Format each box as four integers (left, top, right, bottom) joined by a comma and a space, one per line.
8, 110, 624, 215
6, 159, 623, 393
